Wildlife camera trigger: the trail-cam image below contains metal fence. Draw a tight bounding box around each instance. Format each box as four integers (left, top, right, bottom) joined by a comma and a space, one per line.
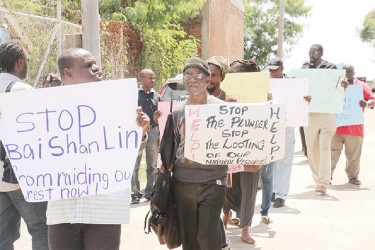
0, 7, 81, 87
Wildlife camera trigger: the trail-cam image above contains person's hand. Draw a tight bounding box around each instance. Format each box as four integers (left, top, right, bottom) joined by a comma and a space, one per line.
159, 163, 174, 173
136, 107, 150, 137
303, 95, 312, 104
168, 163, 174, 172
154, 110, 162, 124
340, 79, 349, 90
359, 100, 367, 108
267, 93, 273, 101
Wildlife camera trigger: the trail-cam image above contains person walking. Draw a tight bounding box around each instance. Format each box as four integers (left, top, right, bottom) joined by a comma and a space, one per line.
0, 41, 48, 250
222, 59, 262, 244
302, 44, 347, 194
47, 48, 150, 250
331, 64, 375, 185
171, 57, 228, 249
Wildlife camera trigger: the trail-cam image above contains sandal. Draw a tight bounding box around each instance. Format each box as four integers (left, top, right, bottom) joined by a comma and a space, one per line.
349, 178, 361, 185
228, 217, 240, 226
261, 215, 271, 224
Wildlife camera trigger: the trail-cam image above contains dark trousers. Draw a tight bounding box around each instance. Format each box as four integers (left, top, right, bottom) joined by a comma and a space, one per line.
173, 178, 225, 250
300, 126, 308, 157
48, 223, 121, 250
0, 189, 48, 250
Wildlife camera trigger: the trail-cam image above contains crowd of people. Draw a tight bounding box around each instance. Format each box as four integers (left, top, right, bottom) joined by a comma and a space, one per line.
0, 40, 374, 249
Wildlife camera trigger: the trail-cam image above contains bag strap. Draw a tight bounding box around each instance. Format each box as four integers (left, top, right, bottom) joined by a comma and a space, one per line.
1, 81, 15, 160
144, 209, 151, 234
6, 81, 16, 93
0, 140, 5, 161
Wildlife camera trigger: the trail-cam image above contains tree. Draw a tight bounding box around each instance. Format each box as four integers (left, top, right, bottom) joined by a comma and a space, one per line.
6, 0, 204, 87
103, 0, 206, 86
359, 8, 375, 48
244, 0, 311, 68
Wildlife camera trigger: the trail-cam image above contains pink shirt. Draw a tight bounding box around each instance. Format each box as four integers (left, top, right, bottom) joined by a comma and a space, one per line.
336, 79, 375, 137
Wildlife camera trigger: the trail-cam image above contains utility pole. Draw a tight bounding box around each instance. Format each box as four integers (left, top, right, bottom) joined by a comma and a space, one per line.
81, 0, 101, 68
277, 0, 285, 58
57, 0, 61, 57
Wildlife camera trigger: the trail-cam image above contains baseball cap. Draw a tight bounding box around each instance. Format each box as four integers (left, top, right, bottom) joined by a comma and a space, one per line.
267, 57, 283, 70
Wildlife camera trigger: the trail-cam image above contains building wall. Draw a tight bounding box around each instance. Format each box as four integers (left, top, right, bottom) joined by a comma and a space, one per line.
186, 0, 244, 64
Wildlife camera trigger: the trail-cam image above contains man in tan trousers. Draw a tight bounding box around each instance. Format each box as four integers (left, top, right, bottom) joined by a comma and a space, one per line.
302, 44, 348, 194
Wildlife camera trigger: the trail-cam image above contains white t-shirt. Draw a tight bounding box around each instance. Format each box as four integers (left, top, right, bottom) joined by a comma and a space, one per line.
0, 73, 33, 192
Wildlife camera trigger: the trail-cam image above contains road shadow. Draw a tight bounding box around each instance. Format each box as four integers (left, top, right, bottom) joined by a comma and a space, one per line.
254, 204, 301, 215
329, 183, 370, 191
288, 189, 339, 201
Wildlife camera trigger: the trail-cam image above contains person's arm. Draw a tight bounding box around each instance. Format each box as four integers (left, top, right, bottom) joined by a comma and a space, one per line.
360, 99, 375, 109
153, 110, 162, 124
136, 107, 150, 150
358, 82, 375, 109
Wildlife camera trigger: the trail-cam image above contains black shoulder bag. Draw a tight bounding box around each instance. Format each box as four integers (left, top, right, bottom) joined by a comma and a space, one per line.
1, 81, 19, 184
144, 113, 181, 249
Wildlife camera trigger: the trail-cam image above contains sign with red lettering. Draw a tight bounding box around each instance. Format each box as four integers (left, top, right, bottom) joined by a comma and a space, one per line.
184, 104, 286, 165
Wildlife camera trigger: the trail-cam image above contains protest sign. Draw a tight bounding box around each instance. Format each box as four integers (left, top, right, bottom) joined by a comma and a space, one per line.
220, 72, 269, 103
0, 79, 142, 202
184, 103, 285, 165
289, 69, 345, 113
157, 101, 178, 141
270, 78, 309, 126
336, 85, 364, 126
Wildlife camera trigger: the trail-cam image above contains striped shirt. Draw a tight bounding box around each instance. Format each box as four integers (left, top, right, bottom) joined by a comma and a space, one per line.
47, 189, 130, 225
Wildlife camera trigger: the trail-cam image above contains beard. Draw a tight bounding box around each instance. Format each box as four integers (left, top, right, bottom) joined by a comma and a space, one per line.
207, 85, 216, 94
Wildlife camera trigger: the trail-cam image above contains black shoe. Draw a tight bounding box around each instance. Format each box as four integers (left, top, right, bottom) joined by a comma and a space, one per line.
144, 196, 151, 202
271, 192, 276, 202
273, 198, 285, 208
131, 196, 140, 204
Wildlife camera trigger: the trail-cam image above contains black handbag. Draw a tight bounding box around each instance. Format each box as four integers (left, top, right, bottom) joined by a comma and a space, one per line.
144, 113, 181, 249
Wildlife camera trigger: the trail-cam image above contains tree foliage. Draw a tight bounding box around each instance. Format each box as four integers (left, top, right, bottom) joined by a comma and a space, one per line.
6, 0, 205, 87
100, 0, 205, 86
4, 0, 81, 23
359, 8, 375, 48
244, 0, 311, 68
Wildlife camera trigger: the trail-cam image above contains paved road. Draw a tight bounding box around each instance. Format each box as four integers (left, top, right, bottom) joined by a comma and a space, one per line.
15, 111, 375, 249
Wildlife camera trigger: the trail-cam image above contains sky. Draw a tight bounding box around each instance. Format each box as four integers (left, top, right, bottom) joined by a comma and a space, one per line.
283, 0, 375, 80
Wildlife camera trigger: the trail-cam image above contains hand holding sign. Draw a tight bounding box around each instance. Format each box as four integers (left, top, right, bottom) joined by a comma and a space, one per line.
0, 79, 142, 202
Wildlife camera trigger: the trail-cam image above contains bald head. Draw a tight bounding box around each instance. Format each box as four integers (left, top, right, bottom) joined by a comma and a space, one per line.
139, 68, 155, 91
343, 64, 355, 82
58, 48, 102, 85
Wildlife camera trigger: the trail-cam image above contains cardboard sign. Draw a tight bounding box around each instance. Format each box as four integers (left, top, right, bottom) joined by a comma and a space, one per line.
336, 85, 364, 126
0, 79, 142, 202
270, 78, 309, 126
220, 72, 270, 103
157, 101, 178, 141
184, 103, 285, 165
290, 69, 345, 113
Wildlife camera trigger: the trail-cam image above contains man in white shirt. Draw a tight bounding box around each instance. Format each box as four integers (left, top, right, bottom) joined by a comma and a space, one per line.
47, 48, 150, 250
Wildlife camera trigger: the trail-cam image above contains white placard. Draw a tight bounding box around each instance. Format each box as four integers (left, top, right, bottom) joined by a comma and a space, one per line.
270, 78, 309, 127
0, 79, 142, 202
184, 103, 285, 165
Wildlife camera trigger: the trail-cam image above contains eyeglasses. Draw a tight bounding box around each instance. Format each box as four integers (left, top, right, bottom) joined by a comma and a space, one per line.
269, 68, 280, 72
183, 73, 205, 82
309, 50, 320, 55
